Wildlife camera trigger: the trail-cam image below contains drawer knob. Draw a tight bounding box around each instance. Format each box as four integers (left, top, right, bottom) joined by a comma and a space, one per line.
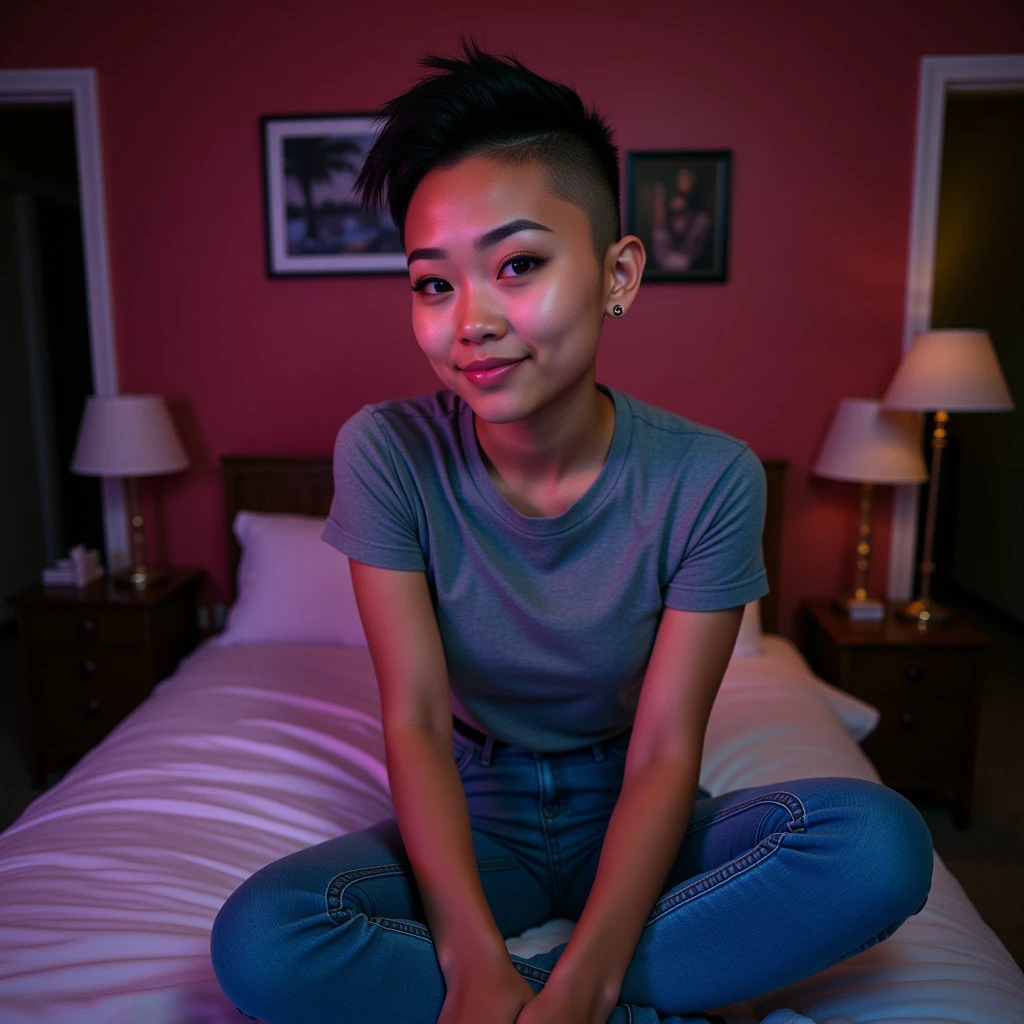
79, 660, 98, 677
899, 711, 918, 732
83, 698, 101, 715
77, 618, 96, 636
904, 665, 923, 683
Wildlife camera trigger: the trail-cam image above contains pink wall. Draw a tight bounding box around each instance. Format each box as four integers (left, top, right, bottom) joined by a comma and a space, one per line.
4, 2, 1023, 641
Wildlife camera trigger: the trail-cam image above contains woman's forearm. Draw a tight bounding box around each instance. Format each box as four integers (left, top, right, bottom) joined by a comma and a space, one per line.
385, 726, 510, 980
546, 756, 701, 1008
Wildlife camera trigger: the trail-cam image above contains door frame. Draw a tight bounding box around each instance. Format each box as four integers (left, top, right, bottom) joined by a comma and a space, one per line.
0, 68, 127, 570
888, 53, 1024, 600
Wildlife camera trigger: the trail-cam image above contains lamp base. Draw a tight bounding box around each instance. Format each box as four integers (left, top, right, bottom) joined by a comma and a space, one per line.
893, 597, 953, 628
831, 595, 886, 622
113, 564, 170, 590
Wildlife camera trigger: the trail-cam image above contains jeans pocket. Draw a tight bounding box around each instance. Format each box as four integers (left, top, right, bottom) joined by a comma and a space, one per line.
453, 736, 476, 771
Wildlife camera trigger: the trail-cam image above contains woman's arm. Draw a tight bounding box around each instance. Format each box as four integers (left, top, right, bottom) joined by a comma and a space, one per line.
525, 605, 744, 1021
349, 559, 511, 980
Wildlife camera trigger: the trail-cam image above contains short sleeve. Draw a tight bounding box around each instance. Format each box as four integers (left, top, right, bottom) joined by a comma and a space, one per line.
320, 408, 426, 571
664, 444, 770, 611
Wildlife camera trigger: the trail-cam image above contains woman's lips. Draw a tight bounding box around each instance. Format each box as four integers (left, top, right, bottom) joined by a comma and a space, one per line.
463, 358, 526, 387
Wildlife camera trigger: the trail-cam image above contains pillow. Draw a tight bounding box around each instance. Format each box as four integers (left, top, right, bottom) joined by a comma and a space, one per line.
806, 674, 881, 743
214, 511, 368, 647
731, 599, 765, 657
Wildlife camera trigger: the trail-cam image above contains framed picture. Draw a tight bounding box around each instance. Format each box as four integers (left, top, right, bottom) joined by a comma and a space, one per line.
625, 150, 731, 282
260, 113, 407, 278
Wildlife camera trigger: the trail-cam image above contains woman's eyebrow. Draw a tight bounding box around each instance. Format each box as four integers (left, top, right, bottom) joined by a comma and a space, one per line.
407, 218, 553, 266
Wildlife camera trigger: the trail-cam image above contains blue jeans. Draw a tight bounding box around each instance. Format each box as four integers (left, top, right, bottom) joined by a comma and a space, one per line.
210, 725, 933, 1023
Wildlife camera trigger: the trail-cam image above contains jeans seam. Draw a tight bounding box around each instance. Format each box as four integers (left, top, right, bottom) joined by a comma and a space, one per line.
533, 758, 568, 914
369, 917, 435, 940
644, 788, 809, 927
647, 832, 788, 925
511, 956, 555, 984
512, 792, 808, 984
514, 832, 786, 987
684, 790, 807, 837
325, 858, 518, 925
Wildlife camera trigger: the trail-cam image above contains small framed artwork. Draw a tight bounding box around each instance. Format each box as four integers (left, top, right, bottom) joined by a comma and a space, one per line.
625, 150, 731, 282
260, 113, 407, 278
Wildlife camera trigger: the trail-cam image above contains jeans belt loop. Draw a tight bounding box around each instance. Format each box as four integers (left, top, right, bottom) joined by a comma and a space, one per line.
481, 735, 496, 767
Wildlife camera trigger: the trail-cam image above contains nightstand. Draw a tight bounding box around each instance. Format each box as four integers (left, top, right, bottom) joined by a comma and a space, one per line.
796, 598, 990, 829
7, 568, 206, 788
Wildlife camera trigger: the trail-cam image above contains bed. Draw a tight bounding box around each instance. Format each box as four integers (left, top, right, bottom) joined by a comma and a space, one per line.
1, 453, 1022, 1024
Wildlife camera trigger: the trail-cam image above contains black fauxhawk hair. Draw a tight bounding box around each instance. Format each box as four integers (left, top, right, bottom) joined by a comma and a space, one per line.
353, 34, 622, 269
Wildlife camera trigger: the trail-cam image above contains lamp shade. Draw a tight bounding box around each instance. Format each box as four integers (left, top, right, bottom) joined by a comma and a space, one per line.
71, 395, 189, 477
813, 398, 928, 484
881, 329, 1014, 412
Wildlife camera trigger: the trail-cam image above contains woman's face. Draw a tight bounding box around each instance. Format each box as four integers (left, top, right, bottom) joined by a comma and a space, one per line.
403, 155, 613, 426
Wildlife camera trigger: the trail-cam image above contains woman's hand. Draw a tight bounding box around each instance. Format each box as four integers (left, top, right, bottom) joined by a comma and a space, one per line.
514, 977, 617, 1024
438, 958, 537, 1024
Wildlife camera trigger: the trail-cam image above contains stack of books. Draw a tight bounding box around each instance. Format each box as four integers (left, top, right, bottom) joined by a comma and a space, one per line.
42, 545, 105, 588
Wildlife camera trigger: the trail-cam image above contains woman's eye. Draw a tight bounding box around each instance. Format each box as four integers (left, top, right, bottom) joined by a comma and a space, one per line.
499, 254, 543, 279
410, 254, 545, 296
409, 276, 450, 296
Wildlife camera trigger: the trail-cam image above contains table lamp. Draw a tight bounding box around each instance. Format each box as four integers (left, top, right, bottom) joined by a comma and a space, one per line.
881, 329, 1014, 627
70, 394, 190, 590
813, 398, 928, 620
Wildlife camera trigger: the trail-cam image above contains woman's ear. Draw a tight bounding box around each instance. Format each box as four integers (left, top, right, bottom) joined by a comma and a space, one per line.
605, 235, 646, 316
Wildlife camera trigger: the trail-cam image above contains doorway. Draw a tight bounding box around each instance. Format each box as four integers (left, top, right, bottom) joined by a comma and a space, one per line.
0, 69, 125, 628
926, 88, 1024, 628
888, 55, 1024, 625
0, 104, 104, 627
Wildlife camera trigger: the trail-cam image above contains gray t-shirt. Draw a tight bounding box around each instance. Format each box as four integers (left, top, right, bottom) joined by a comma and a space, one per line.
322, 382, 769, 752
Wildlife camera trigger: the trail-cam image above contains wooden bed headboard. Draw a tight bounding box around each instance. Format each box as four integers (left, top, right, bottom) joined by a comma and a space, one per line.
222, 455, 788, 634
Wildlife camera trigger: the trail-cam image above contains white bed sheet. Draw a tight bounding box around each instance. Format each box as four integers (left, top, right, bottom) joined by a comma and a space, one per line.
0, 635, 1021, 1024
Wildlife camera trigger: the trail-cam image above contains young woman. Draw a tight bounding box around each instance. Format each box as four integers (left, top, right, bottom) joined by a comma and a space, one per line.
211, 36, 934, 1024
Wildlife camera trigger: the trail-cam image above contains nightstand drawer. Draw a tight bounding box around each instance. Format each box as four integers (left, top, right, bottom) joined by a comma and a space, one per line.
797, 599, 990, 829
28, 605, 145, 649
8, 568, 206, 787
39, 684, 140, 747
862, 695, 967, 786
37, 651, 147, 745
846, 648, 972, 698
35, 648, 147, 695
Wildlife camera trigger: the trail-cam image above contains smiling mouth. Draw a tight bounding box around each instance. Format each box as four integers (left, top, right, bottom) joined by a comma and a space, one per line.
461, 358, 527, 386
459, 357, 527, 372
